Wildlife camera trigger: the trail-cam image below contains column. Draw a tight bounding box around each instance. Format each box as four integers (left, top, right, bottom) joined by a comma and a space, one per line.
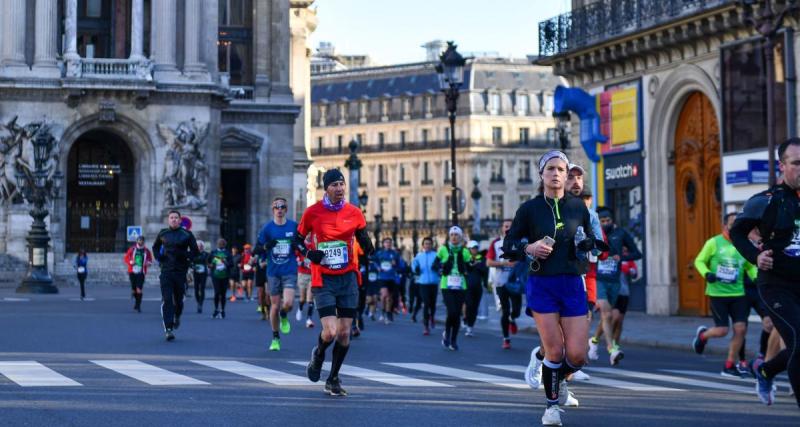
183, 0, 208, 77
33, 0, 60, 77
254, 0, 272, 97
129, 0, 144, 60
63, 0, 80, 77
0, 0, 28, 75
270, 0, 291, 96
151, 0, 180, 78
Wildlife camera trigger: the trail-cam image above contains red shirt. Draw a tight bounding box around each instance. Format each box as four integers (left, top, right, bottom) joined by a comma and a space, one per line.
297, 201, 366, 286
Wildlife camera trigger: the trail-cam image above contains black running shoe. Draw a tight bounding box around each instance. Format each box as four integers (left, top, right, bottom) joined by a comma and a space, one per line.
165, 329, 175, 341
221, 311, 226, 319
173, 316, 181, 330
325, 376, 347, 396
692, 326, 708, 355
307, 346, 324, 383
721, 366, 742, 378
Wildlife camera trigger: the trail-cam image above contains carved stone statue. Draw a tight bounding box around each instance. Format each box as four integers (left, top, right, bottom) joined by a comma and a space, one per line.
0, 117, 53, 204
157, 119, 209, 210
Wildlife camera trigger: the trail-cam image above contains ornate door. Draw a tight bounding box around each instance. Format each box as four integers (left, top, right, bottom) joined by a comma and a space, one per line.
675, 92, 722, 316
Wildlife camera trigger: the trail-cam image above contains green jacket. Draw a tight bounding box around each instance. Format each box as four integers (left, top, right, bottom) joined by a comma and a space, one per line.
694, 234, 757, 297
437, 244, 472, 290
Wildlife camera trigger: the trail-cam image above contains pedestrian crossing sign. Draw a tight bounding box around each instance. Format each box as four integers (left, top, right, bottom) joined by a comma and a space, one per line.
126, 226, 143, 242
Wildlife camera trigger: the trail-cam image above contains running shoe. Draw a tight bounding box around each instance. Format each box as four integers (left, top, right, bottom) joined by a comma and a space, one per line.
269, 338, 281, 351
423, 328, 430, 336
307, 346, 324, 383
564, 391, 580, 407
221, 310, 226, 319
753, 358, 774, 405
306, 318, 315, 328
509, 321, 518, 335
737, 361, 753, 378
502, 339, 511, 350
609, 345, 624, 366
571, 370, 591, 381
524, 346, 544, 389
280, 316, 291, 334
369, 312, 376, 321
464, 327, 474, 337
541, 405, 563, 426
212, 310, 219, 319
325, 376, 347, 396
295, 308, 303, 321
448, 343, 459, 351
173, 316, 181, 330
165, 329, 175, 341
257, 305, 263, 313
197, 306, 202, 314
588, 337, 600, 361
721, 366, 741, 378
441, 331, 450, 349
351, 326, 361, 338
558, 380, 569, 405
692, 325, 708, 355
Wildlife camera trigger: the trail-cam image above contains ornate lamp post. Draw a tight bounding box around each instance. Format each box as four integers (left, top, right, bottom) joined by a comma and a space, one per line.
374, 213, 383, 248
358, 190, 368, 214
740, 0, 799, 186
391, 216, 399, 248
17, 127, 63, 294
411, 220, 419, 255
471, 175, 482, 238
436, 41, 466, 226
344, 139, 362, 207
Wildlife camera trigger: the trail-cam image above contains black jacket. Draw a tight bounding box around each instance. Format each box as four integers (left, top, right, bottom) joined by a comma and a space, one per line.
152, 227, 199, 273
730, 183, 800, 284
466, 254, 488, 290
503, 193, 595, 276
597, 226, 642, 281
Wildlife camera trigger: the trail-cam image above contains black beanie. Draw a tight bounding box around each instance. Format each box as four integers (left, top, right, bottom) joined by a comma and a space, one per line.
323, 168, 345, 190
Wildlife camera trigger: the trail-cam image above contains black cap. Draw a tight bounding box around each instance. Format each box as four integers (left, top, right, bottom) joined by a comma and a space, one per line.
323, 168, 345, 190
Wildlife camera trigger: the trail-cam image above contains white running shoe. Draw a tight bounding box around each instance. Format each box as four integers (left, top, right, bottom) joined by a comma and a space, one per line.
541, 405, 564, 426
558, 380, 569, 405
295, 308, 302, 321
464, 327, 474, 337
525, 346, 543, 389
610, 345, 624, 366
563, 391, 580, 407
587, 338, 599, 361
571, 370, 591, 381
305, 318, 314, 328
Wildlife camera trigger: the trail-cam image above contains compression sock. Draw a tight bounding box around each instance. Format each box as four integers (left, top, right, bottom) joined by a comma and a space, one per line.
329, 341, 350, 378
280, 309, 287, 319
542, 359, 563, 407
299, 301, 305, 311
560, 358, 582, 377
307, 302, 315, 318
315, 333, 334, 357
273, 331, 280, 339
760, 330, 770, 357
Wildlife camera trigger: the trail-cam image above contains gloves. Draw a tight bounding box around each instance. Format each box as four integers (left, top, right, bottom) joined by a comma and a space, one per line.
307, 250, 325, 265
705, 272, 717, 283
265, 239, 278, 251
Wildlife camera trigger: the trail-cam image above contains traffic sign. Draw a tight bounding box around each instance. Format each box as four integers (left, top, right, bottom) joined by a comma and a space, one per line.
126, 226, 143, 242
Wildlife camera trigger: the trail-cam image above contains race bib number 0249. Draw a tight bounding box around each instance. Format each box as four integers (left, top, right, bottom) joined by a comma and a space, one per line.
318, 241, 348, 269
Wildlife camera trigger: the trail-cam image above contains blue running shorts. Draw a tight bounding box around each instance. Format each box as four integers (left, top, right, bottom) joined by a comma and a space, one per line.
526, 274, 587, 317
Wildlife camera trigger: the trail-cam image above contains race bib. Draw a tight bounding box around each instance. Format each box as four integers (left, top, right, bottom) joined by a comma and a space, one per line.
215, 262, 226, 271
194, 265, 206, 274
368, 272, 378, 282
380, 261, 392, 271
243, 264, 253, 272
132, 265, 142, 274
273, 240, 291, 256
716, 265, 738, 283
77, 266, 86, 274
597, 259, 618, 275
318, 240, 348, 270
447, 275, 463, 289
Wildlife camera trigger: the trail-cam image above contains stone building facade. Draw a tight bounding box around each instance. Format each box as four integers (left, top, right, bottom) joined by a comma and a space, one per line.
0, 0, 300, 284
309, 58, 574, 250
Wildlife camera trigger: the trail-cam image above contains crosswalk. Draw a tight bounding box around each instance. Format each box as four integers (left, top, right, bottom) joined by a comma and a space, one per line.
0, 359, 781, 395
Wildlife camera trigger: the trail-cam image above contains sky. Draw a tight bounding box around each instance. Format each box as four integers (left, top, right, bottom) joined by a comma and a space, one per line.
308, 0, 572, 65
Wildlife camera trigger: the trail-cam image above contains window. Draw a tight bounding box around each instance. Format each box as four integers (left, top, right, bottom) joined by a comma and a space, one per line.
490, 159, 504, 183
338, 103, 347, 123
400, 197, 408, 222
356, 133, 364, 145
518, 94, 529, 115
422, 129, 429, 144
378, 165, 388, 186
491, 194, 504, 220
492, 127, 503, 144
379, 197, 387, 216
399, 164, 409, 185
445, 195, 451, 217
543, 93, 554, 114
400, 130, 407, 148
378, 132, 385, 149
86, 0, 102, 17
518, 160, 531, 183
316, 136, 323, 153
421, 161, 432, 185
444, 127, 451, 143
337, 135, 343, 153
443, 160, 451, 183
218, 0, 254, 85
422, 196, 432, 221
519, 127, 530, 145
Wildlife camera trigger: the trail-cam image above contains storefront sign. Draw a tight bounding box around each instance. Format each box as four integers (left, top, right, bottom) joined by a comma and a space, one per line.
725, 170, 750, 185
77, 164, 120, 186
599, 79, 642, 155
748, 160, 779, 184
602, 151, 643, 189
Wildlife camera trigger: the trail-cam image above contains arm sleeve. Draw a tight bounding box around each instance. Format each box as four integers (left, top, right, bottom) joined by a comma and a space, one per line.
256, 223, 268, 247
621, 231, 642, 261
187, 233, 200, 260
355, 228, 374, 255
694, 238, 716, 277
730, 194, 769, 265
152, 231, 164, 260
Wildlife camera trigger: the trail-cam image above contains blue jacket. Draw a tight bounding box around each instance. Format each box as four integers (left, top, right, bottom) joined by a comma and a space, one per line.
373, 249, 401, 281
412, 250, 440, 285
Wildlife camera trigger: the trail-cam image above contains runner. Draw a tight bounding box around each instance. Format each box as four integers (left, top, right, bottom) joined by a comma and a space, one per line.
124, 236, 153, 312
152, 210, 199, 341
486, 220, 521, 349
254, 244, 269, 320
240, 244, 256, 301
354, 243, 369, 336
464, 240, 487, 337
191, 241, 210, 314
412, 236, 440, 335
730, 138, 800, 407
435, 226, 471, 351
740, 228, 774, 376
257, 197, 299, 351
589, 206, 641, 366
296, 238, 316, 328
75, 249, 89, 300
503, 150, 605, 426
374, 237, 401, 324
209, 238, 233, 319
297, 169, 375, 396
229, 246, 241, 302
365, 257, 380, 321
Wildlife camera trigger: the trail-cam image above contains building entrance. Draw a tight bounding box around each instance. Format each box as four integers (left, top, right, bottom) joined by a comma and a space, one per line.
674, 92, 721, 316
66, 130, 134, 252
220, 169, 249, 249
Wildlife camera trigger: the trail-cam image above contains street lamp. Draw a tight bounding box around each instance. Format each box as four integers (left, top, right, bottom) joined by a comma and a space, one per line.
344, 139, 362, 207
16, 127, 63, 294
436, 41, 466, 226
739, 0, 799, 186
358, 190, 368, 214
411, 220, 419, 255
374, 213, 383, 248
471, 175, 482, 238
392, 216, 399, 249
553, 111, 571, 150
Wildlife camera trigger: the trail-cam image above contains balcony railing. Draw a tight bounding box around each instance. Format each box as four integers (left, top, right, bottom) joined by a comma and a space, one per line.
537, 0, 734, 57
312, 139, 558, 156
75, 58, 153, 80
231, 86, 255, 100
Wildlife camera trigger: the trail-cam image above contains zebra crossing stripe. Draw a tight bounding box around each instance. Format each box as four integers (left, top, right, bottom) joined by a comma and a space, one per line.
385, 363, 528, 389
91, 360, 208, 386
288, 361, 452, 387
479, 364, 683, 392
192, 360, 309, 386
0, 361, 82, 387
586, 367, 754, 394
661, 369, 792, 391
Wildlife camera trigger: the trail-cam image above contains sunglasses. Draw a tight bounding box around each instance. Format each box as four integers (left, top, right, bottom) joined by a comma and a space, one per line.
273, 205, 287, 210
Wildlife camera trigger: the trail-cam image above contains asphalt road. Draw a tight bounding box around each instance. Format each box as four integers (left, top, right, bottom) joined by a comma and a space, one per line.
0, 289, 797, 427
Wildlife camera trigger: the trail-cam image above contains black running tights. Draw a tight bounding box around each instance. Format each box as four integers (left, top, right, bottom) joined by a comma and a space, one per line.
758, 283, 800, 407
442, 289, 465, 344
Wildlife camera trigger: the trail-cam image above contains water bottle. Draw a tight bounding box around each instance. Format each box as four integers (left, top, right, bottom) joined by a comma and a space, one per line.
574, 226, 587, 260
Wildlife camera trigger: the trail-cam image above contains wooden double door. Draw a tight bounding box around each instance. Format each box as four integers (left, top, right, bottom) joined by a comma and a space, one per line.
675, 92, 721, 316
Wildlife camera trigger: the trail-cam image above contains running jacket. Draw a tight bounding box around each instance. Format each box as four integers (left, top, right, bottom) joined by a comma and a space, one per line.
596, 225, 641, 282
503, 193, 595, 276
124, 245, 153, 274
436, 244, 472, 290
412, 250, 440, 285
730, 183, 800, 284
694, 234, 757, 297
152, 226, 199, 273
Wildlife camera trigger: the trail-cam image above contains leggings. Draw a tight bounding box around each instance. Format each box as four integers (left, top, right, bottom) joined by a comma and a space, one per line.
77, 273, 87, 298
758, 282, 800, 407
442, 289, 465, 344
409, 281, 422, 317
464, 283, 483, 328
419, 285, 438, 327
193, 272, 207, 306
212, 277, 228, 311
497, 286, 522, 338
159, 272, 185, 329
